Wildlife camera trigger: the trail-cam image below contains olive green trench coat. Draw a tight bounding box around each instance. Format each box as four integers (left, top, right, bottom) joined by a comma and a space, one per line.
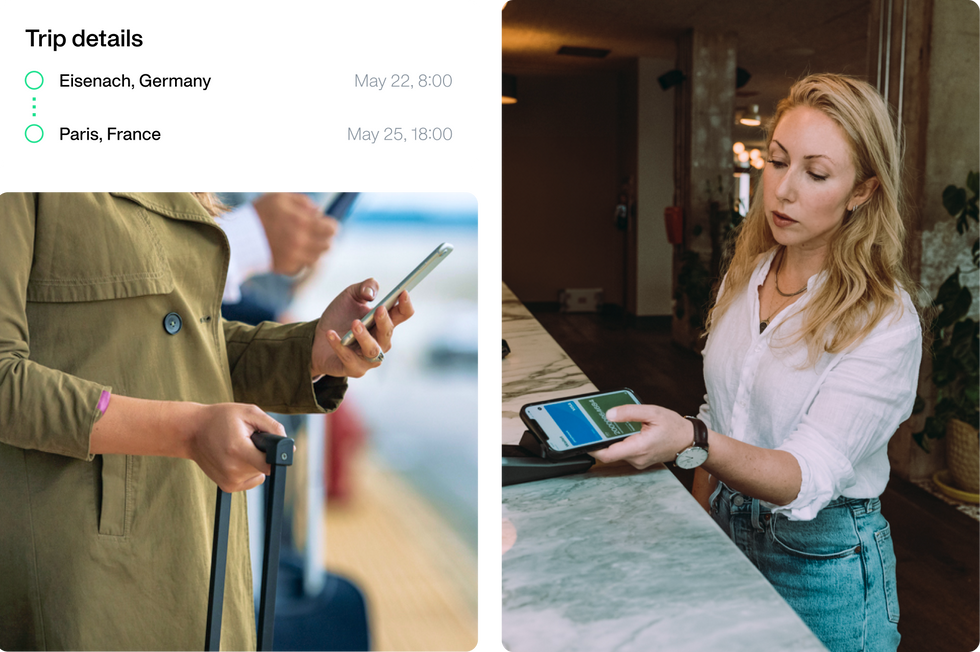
0, 193, 346, 651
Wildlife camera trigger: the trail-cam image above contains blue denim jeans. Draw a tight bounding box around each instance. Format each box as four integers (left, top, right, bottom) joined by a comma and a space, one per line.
710, 483, 900, 652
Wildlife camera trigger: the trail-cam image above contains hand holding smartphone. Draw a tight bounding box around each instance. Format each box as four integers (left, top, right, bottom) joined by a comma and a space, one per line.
340, 242, 454, 347
520, 389, 643, 459
321, 192, 359, 222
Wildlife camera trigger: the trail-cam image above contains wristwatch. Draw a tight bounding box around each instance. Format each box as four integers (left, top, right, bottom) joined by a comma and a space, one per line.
674, 417, 709, 469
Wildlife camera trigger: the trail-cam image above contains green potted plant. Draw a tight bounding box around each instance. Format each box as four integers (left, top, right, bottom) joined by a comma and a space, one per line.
913, 171, 979, 495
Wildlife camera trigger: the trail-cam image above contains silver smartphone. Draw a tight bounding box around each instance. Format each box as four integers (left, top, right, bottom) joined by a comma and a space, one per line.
341, 242, 454, 347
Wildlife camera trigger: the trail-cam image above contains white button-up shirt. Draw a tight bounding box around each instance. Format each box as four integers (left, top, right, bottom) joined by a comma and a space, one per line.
699, 249, 922, 521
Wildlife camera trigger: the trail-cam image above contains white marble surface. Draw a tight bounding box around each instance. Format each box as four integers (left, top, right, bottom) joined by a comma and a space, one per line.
503, 466, 827, 652
502, 284, 596, 445
501, 283, 826, 651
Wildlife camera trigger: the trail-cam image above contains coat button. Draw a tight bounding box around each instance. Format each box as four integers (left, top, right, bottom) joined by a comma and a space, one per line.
164, 312, 182, 335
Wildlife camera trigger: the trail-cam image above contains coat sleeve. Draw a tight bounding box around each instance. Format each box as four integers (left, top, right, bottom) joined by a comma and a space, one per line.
0, 193, 109, 460
222, 319, 347, 413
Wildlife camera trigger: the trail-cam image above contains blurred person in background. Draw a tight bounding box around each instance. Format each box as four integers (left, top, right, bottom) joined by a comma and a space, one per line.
219, 192, 341, 321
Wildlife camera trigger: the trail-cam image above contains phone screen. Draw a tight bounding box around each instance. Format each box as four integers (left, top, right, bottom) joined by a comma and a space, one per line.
525, 389, 642, 453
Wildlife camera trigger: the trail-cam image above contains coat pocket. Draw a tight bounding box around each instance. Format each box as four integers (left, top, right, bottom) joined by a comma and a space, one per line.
98, 454, 133, 537
27, 195, 174, 303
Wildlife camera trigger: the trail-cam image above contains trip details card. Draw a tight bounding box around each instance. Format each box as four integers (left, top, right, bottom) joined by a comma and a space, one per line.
0, 0, 482, 173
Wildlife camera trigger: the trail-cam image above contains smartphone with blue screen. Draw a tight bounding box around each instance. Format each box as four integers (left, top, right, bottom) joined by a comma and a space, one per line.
520, 388, 643, 459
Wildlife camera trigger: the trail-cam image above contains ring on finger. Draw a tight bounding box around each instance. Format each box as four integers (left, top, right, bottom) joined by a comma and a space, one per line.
363, 350, 384, 364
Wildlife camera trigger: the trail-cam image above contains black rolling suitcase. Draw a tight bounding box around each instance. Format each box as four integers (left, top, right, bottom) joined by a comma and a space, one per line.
205, 432, 293, 651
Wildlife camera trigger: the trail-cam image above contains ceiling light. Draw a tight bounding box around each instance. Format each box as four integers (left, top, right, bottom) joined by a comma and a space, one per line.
502, 73, 517, 104
751, 157, 766, 170
749, 149, 761, 160
733, 142, 745, 154
738, 151, 750, 163
740, 104, 761, 127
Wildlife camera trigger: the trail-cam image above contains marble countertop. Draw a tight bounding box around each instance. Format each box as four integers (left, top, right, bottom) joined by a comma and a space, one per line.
503, 465, 826, 652
502, 284, 595, 445
501, 283, 826, 651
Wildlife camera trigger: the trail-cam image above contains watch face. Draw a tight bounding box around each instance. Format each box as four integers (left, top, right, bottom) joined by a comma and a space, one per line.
675, 447, 708, 469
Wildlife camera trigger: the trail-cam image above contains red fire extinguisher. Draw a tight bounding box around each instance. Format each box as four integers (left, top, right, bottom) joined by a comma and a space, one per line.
664, 206, 684, 245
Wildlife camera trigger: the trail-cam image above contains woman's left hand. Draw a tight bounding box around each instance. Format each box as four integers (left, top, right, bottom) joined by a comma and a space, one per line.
590, 405, 694, 469
311, 279, 415, 378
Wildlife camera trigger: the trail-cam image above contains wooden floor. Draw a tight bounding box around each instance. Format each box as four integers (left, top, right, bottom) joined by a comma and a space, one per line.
532, 309, 980, 652
322, 452, 477, 651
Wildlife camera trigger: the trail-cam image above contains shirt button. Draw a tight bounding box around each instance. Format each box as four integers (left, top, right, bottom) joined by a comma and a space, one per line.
164, 312, 182, 335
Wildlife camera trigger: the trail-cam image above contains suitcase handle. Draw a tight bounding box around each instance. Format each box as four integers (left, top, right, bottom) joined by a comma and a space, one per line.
205, 432, 294, 651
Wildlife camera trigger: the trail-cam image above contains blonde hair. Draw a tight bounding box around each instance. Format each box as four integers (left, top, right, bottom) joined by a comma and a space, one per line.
707, 73, 914, 365
190, 192, 226, 217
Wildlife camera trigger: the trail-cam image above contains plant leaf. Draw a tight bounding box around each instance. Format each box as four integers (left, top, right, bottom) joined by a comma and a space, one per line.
944, 185, 967, 217
935, 287, 972, 330
964, 349, 980, 375
965, 384, 979, 407
912, 430, 928, 452
924, 415, 946, 442
932, 358, 955, 387
968, 170, 979, 196
913, 394, 926, 414
935, 397, 960, 418
935, 269, 962, 307
951, 318, 976, 356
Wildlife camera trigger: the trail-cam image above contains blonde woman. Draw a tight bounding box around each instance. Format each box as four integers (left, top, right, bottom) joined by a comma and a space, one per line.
594, 75, 920, 651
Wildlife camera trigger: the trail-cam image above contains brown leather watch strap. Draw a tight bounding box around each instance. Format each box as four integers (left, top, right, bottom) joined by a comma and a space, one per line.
685, 416, 709, 450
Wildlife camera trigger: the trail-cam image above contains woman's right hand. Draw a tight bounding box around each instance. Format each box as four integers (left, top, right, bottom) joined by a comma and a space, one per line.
185, 403, 286, 493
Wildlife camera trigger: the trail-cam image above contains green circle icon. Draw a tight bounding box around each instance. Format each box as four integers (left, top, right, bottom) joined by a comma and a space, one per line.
25, 124, 43, 143
25, 71, 44, 90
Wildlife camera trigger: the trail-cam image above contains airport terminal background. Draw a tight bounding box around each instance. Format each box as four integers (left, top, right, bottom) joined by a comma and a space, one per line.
236, 192, 479, 651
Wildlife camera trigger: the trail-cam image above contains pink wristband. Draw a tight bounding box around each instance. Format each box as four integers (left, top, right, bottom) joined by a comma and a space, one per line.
97, 390, 111, 415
